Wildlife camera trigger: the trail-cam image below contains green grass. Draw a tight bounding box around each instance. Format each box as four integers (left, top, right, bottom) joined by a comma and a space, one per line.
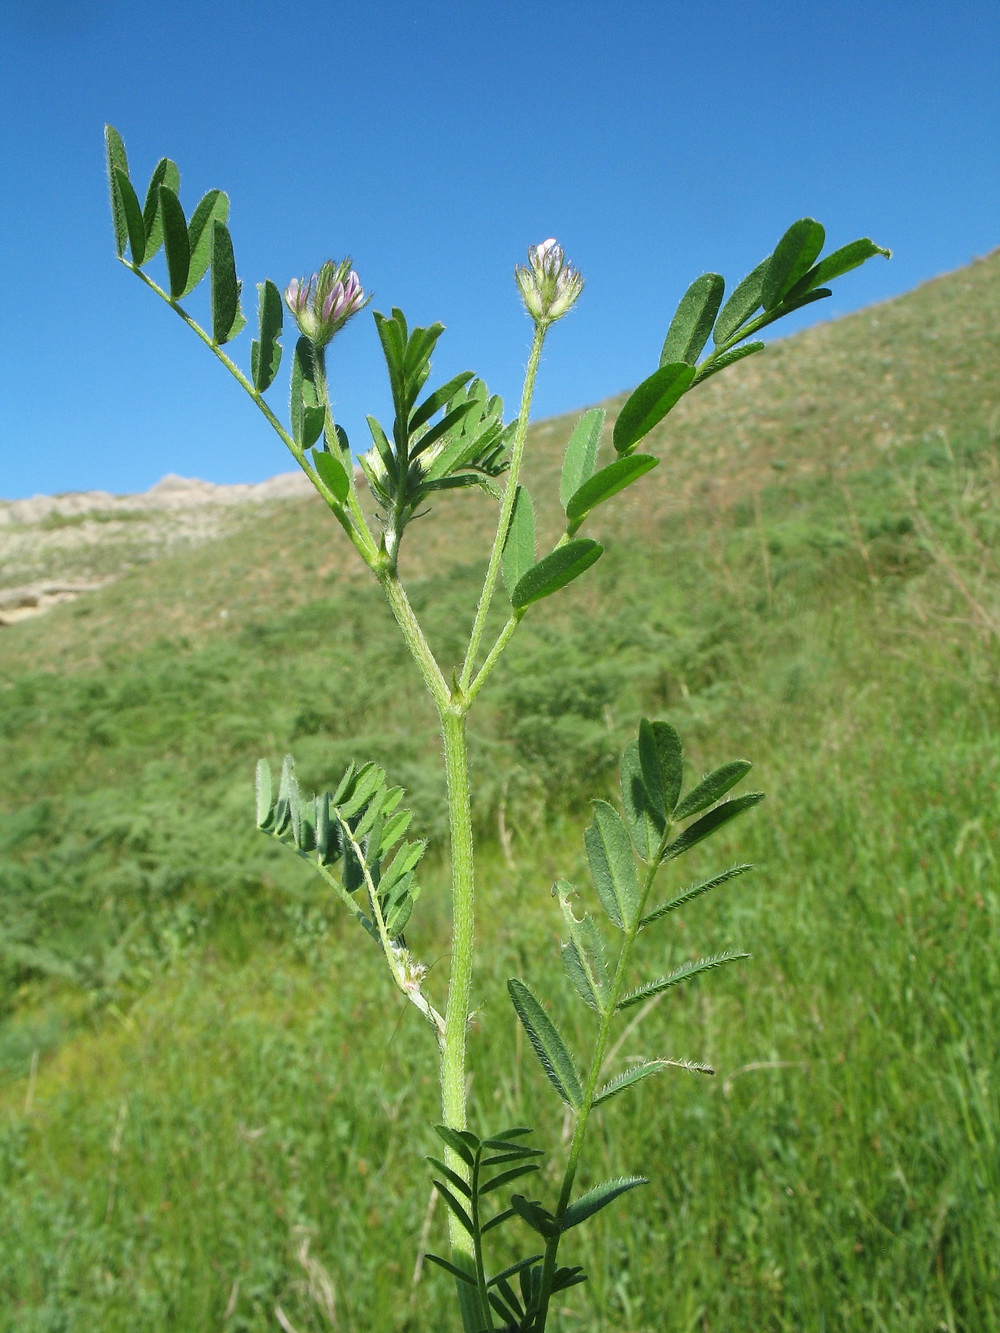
1, 254, 999, 1330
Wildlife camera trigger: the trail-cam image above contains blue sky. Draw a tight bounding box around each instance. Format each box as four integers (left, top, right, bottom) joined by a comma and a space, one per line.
1, 0, 997, 500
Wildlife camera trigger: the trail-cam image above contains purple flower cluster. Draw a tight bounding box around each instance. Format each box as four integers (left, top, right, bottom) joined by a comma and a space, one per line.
284, 259, 368, 346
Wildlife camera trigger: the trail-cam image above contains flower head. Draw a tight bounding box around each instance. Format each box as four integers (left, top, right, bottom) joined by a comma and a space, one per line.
284, 259, 368, 347
515, 238, 584, 325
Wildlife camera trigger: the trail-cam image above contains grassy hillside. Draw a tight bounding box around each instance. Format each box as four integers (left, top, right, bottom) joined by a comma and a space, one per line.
1, 253, 999, 1332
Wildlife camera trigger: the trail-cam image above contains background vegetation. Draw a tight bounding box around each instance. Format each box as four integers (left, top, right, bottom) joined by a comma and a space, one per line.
1, 252, 998, 1332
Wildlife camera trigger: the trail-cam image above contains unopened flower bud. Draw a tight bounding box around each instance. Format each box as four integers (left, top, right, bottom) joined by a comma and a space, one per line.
515, 238, 584, 325
284, 259, 368, 347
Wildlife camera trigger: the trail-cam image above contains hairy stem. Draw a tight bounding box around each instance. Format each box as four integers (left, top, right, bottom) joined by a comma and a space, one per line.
465, 611, 523, 706
375, 567, 450, 709
460, 323, 547, 690
440, 706, 482, 1328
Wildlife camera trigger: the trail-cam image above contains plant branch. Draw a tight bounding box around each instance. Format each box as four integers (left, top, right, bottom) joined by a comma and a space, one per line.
122, 260, 378, 566
460, 324, 547, 690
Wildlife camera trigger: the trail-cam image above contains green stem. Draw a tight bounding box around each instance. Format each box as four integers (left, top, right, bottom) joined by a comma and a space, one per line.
440, 706, 481, 1328
374, 567, 450, 710
459, 323, 547, 691
465, 611, 523, 706
531, 830, 671, 1331
123, 261, 378, 566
